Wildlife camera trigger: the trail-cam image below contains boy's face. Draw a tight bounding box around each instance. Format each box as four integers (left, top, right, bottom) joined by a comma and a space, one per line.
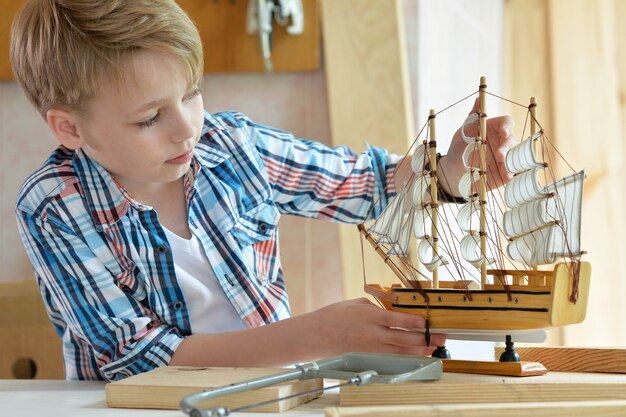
73, 51, 204, 201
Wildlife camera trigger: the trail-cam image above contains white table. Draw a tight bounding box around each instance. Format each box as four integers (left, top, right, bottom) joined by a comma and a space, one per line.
0, 380, 335, 417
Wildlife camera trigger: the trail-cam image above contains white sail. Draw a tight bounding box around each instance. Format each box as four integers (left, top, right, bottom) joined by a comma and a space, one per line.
368, 183, 407, 241
388, 207, 415, 256
418, 237, 449, 272
458, 169, 480, 200
504, 167, 549, 208
412, 174, 430, 207
456, 200, 480, 233
460, 233, 496, 269
502, 198, 552, 237
461, 113, 479, 143
506, 227, 555, 265
460, 113, 480, 168
505, 131, 544, 174
411, 143, 428, 173
505, 171, 585, 265
458, 111, 492, 272
413, 205, 449, 270
544, 170, 585, 257
413, 205, 431, 239
462, 142, 481, 169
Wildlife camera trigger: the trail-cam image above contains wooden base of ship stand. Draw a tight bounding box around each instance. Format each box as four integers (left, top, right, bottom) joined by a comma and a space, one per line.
493, 346, 626, 374
432, 334, 547, 377
365, 262, 592, 377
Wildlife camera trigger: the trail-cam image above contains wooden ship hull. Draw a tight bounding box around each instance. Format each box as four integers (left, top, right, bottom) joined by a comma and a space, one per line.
364, 262, 591, 331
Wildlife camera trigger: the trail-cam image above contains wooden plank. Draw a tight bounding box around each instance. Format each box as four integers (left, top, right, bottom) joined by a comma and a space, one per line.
503, 0, 554, 142
494, 347, 626, 374
546, 0, 626, 348
442, 359, 547, 377
0, 325, 64, 379
326, 400, 626, 417
503, 0, 560, 348
0, 280, 50, 327
0, 0, 24, 80
0, 280, 63, 379
618, 0, 626, 194
106, 366, 322, 412
1, 0, 321, 79
179, 0, 320, 73
340, 372, 626, 406
320, 0, 414, 299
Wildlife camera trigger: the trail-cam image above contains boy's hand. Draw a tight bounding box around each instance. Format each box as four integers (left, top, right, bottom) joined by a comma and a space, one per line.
438, 98, 516, 197
301, 298, 445, 356
170, 298, 446, 368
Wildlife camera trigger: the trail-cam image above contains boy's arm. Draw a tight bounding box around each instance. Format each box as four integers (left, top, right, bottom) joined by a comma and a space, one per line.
245, 109, 513, 223
171, 298, 445, 367
16, 210, 185, 381
245, 118, 400, 223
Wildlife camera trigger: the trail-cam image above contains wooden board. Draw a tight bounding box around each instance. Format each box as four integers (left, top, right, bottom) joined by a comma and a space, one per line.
494, 347, 626, 373
326, 400, 626, 417
340, 372, 626, 406
320, 0, 414, 300
106, 366, 322, 412
0, 280, 63, 379
442, 359, 547, 377
0, 280, 50, 327
1, 0, 320, 79
178, 0, 320, 73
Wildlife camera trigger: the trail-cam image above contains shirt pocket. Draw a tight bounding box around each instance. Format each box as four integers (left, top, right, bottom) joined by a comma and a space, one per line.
230, 201, 281, 285
112, 261, 149, 303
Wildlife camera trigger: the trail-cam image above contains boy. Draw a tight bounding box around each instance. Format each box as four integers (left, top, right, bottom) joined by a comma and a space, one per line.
10, 0, 514, 381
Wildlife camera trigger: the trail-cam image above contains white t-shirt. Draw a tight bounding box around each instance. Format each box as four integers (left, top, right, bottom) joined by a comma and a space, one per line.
163, 228, 246, 334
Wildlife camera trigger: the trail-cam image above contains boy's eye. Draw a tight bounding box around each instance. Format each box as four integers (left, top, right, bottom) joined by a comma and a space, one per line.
184, 88, 201, 101
137, 112, 160, 128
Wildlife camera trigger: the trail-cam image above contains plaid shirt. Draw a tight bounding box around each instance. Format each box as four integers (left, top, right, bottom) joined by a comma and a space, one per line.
16, 111, 399, 381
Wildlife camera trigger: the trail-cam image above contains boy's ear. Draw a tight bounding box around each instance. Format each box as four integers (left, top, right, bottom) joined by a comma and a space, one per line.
46, 108, 85, 149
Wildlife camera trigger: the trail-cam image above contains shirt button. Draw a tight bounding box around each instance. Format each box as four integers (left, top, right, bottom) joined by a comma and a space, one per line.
121, 285, 131, 294
172, 301, 184, 311
258, 222, 269, 234
156, 244, 169, 254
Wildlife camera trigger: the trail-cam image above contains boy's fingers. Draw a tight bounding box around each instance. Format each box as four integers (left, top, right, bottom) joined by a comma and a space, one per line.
379, 310, 426, 329
384, 328, 446, 348
429, 334, 446, 346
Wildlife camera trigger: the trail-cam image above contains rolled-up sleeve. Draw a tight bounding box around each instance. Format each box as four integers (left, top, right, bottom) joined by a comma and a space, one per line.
240, 115, 401, 222
16, 209, 184, 381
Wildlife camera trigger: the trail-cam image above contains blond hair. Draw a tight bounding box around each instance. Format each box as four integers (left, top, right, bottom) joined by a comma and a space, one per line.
10, 0, 203, 119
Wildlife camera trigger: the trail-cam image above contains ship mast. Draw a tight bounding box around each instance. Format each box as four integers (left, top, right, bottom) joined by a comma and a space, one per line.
428, 109, 440, 288
529, 96, 538, 135
478, 77, 489, 288
529, 96, 540, 275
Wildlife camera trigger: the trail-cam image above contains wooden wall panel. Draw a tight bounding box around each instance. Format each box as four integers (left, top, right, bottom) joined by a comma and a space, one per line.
0, 280, 63, 379
504, 0, 554, 144
505, 0, 626, 348
0, 0, 23, 80
0, 0, 320, 80
546, 0, 626, 347
503, 0, 561, 346
179, 0, 320, 73
321, 0, 414, 299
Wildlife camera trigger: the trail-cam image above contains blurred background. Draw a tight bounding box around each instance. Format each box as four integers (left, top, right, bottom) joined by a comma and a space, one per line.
0, 0, 624, 376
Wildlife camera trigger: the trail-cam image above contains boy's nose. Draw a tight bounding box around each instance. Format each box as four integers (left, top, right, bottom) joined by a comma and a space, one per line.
171, 110, 196, 143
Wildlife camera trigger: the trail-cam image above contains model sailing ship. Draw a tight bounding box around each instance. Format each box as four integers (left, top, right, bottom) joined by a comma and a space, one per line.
360, 77, 591, 343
